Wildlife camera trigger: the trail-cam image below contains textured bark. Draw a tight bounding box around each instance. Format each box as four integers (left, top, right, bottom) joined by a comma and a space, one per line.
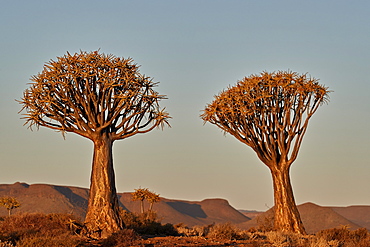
270, 166, 306, 234
84, 133, 124, 238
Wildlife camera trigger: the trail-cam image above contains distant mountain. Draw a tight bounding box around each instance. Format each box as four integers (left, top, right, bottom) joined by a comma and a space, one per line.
237, 202, 364, 234
238, 209, 264, 219
119, 194, 250, 226
332, 205, 370, 230
299, 202, 362, 234
0, 182, 249, 226
0, 182, 88, 219
0, 182, 368, 234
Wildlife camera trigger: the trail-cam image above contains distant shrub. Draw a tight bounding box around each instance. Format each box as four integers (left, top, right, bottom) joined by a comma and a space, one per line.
120, 210, 178, 236
192, 224, 214, 237
101, 229, 141, 247
207, 223, 241, 240
174, 223, 192, 236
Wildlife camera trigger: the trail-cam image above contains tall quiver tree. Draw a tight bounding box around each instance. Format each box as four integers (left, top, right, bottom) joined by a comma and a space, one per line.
201, 71, 330, 234
19, 51, 170, 238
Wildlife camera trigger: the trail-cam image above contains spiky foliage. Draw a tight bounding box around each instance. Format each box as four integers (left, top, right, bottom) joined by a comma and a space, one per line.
0, 197, 20, 216
202, 71, 329, 166
19, 50, 170, 140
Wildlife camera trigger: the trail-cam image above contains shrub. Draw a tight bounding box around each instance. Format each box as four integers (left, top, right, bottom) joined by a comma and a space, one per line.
256, 214, 274, 232
16, 232, 81, 247
207, 223, 240, 240
315, 226, 370, 247
101, 229, 141, 247
191, 224, 214, 237
265, 231, 308, 247
0, 213, 83, 246
120, 210, 178, 236
0, 240, 13, 247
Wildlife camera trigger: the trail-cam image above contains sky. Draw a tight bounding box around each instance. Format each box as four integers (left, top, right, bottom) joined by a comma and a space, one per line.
0, 0, 369, 211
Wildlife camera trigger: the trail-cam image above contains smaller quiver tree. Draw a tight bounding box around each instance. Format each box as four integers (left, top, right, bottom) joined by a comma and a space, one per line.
0, 197, 21, 216
201, 71, 330, 234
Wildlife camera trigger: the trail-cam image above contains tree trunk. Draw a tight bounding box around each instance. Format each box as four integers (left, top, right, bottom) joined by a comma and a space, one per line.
140, 199, 145, 214
84, 133, 124, 238
270, 166, 306, 234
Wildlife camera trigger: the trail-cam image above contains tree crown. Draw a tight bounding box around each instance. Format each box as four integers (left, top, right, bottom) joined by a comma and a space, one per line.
0, 196, 21, 210
19, 51, 170, 141
201, 71, 330, 167
131, 188, 160, 202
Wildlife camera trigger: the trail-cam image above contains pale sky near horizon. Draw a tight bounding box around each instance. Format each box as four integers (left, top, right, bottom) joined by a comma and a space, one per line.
0, 0, 369, 211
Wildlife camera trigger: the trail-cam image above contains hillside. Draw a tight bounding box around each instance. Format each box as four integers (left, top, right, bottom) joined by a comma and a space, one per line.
0, 182, 368, 233
237, 202, 363, 234
332, 205, 370, 230
0, 182, 249, 226
118, 193, 250, 226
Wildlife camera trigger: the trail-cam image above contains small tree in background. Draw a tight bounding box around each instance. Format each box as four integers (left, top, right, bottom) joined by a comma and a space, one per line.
201, 71, 330, 234
19, 51, 170, 238
0, 196, 21, 216
131, 188, 149, 214
147, 190, 160, 212
131, 188, 160, 213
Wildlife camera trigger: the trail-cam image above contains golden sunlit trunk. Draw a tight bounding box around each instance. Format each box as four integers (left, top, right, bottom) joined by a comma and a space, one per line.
270, 166, 306, 234
84, 133, 124, 238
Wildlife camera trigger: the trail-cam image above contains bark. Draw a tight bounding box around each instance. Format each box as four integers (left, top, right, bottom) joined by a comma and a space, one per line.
140, 200, 145, 214
270, 166, 306, 234
84, 133, 124, 238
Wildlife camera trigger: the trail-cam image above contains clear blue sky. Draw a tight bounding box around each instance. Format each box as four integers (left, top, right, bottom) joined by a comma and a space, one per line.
0, 0, 369, 211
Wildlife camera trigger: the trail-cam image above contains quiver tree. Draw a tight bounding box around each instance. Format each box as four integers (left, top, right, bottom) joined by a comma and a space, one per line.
201, 71, 330, 234
0, 196, 21, 216
131, 188, 149, 214
146, 190, 160, 212
131, 188, 160, 214
19, 51, 170, 238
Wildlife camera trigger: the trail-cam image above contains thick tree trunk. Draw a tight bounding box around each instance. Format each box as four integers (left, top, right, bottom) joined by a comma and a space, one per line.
270, 166, 306, 234
84, 133, 124, 238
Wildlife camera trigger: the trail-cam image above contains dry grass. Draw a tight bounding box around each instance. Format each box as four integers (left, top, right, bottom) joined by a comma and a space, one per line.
120, 210, 178, 236
0, 213, 82, 246
100, 229, 141, 247
0, 213, 369, 246
313, 226, 370, 247
174, 223, 370, 247
207, 223, 242, 240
